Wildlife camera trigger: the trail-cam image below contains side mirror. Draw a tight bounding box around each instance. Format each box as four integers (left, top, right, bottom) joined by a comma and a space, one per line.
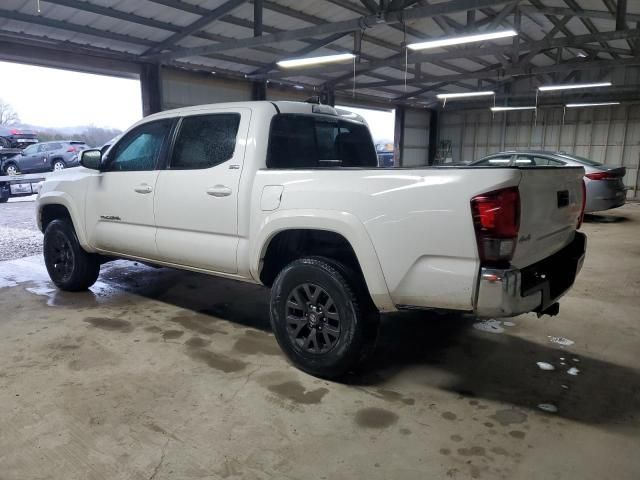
80, 149, 102, 170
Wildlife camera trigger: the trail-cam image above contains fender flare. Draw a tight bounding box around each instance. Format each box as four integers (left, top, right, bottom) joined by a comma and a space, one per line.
251, 209, 396, 312
37, 192, 92, 251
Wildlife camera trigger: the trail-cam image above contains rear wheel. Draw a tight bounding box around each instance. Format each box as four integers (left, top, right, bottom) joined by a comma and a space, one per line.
270, 256, 379, 379
43, 219, 100, 291
0, 197, 8, 203
4, 163, 19, 175
52, 159, 65, 171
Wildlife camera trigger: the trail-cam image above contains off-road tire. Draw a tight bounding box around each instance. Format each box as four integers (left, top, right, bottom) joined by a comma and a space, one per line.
270, 256, 379, 379
43, 219, 100, 291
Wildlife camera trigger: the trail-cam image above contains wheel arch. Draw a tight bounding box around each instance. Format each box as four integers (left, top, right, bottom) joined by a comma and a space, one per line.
252, 211, 395, 312
37, 194, 92, 251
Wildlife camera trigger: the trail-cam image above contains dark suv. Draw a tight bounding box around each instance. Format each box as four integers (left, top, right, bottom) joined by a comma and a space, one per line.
1, 141, 88, 175
0, 126, 38, 149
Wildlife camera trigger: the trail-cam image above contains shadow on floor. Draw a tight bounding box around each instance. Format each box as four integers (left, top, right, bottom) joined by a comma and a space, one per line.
584, 213, 630, 223
92, 261, 640, 428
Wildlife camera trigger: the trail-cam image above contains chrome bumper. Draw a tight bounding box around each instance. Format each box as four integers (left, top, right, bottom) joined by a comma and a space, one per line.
475, 232, 587, 318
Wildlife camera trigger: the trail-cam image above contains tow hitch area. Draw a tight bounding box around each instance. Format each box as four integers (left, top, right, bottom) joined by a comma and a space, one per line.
537, 302, 560, 318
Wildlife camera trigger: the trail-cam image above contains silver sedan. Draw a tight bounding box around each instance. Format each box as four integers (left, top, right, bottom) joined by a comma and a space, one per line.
471, 151, 626, 213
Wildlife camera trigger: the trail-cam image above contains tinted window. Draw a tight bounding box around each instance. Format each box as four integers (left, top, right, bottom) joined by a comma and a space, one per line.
171, 114, 240, 170
532, 155, 565, 166
514, 155, 535, 165
23, 145, 38, 155
267, 114, 377, 168
106, 120, 172, 172
48, 143, 63, 151
474, 155, 512, 166
559, 153, 602, 166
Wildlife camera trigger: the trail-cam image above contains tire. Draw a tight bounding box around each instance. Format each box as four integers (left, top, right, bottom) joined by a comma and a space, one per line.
0, 137, 10, 148
43, 219, 100, 291
270, 256, 379, 379
0, 197, 8, 203
4, 163, 19, 175
52, 159, 65, 171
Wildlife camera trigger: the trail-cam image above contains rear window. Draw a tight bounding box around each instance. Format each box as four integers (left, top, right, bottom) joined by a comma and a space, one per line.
267, 114, 377, 168
560, 153, 603, 167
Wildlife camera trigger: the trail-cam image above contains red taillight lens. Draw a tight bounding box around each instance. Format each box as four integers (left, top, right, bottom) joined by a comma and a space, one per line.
10, 129, 20, 135
585, 171, 612, 180
577, 179, 586, 229
67, 146, 77, 152
471, 187, 520, 263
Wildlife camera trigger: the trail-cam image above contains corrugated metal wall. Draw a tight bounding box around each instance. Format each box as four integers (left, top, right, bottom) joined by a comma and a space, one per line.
161, 69, 251, 109
401, 108, 430, 167
438, 105, 640, 198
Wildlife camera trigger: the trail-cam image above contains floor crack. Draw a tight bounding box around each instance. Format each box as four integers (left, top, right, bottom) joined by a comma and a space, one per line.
148, 437, 170, 480
227, 365, 262, 403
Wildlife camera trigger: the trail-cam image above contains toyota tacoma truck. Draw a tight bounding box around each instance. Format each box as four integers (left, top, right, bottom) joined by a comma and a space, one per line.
35, 101, 587, 378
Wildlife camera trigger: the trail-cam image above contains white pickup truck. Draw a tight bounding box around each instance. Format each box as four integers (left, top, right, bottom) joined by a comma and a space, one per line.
36, 101, 586, 378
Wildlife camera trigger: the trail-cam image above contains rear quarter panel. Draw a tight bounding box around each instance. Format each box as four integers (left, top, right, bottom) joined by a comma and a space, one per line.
250, 167, 523, 311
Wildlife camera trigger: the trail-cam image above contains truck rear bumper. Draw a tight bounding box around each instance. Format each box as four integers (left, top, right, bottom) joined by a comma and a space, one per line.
475, 232, 586, 318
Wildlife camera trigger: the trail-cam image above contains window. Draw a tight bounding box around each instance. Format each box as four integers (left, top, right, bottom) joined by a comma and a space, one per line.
514, 155, 535, 166
46, 143, 62, 151
23, 144, 38, 155
106, 120, 172, 172
171, 114, 240, 170
267, 114, 378, 168
474, 155, 513, 166
532, 156, 565, 166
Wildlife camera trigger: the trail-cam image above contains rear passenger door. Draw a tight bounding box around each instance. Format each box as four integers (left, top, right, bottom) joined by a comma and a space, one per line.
154, 109, 249, 273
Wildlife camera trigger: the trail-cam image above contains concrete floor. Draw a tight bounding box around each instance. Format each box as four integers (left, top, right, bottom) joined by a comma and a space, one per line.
1, 203, 639, 480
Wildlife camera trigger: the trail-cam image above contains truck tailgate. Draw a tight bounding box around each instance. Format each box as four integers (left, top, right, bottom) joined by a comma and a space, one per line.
512, 166, 584, 269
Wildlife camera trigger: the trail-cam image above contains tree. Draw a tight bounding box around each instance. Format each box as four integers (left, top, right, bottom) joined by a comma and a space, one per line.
0, 99, 20, 126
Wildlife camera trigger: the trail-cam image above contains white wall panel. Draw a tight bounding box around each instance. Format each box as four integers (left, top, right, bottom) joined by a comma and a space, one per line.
438, 104, 640, 198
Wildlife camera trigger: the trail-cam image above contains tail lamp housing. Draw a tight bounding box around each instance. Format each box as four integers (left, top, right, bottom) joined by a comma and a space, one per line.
585, 171, 613, 181
471, 187, 520, 263
577, 179, 586, 229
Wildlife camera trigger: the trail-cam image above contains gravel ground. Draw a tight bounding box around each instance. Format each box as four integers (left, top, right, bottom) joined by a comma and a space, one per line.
0, 200, 42, 261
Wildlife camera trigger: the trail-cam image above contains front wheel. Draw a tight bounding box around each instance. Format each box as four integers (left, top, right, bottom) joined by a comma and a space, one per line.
270, 257, 379, 379
4, 163, 19, 175
52, 160, 65, 171
43, 219, 100, 291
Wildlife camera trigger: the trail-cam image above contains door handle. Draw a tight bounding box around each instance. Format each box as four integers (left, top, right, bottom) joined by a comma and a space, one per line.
134, 184, 153, 194
206, 185, 232, 197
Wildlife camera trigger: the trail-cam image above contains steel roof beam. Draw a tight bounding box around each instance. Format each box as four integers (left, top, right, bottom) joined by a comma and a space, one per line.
519, 5, 640, 23
144, 0, 248, 54
143, 0, 515, 61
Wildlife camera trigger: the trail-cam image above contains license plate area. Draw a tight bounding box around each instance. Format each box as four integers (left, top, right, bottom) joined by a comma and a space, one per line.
10, 183, 33, 194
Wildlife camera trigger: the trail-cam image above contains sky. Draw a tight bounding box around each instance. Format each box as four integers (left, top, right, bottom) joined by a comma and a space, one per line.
336, 105, 395, 142
0, 61, 143, 130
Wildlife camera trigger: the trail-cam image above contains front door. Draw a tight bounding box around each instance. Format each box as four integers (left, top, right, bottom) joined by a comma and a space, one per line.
19, 144, 45, 172
154, 109, 249, 273
85, 119, 174, 259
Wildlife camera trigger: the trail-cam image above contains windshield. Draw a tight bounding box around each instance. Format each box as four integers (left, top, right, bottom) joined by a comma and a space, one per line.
559, 153, 603, 167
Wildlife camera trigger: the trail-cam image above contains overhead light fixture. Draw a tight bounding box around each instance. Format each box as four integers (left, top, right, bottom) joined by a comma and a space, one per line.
277, 53, 355, 68
566, 102, 620, 108
408, 29, 517, 51
436, 91, 495, 100
538, 82, 612, 92
491, 106, 537, 112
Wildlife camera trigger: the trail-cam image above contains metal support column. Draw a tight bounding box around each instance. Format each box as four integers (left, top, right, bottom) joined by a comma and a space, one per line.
428, 109, 439, 165
252, 0, 267, 100
394, 106, 405, 167
140, 63, 162, 116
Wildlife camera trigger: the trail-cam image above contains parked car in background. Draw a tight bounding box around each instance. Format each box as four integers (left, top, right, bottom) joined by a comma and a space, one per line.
0, 126, 38, 149
471, 150, 626, 213
1, 140, 87, 175
100, 135, 121, 155
376, 142, 394, 167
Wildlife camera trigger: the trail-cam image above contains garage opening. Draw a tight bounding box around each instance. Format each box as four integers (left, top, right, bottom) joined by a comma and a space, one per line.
0, 60, 142, 149
336, 105, 395, 167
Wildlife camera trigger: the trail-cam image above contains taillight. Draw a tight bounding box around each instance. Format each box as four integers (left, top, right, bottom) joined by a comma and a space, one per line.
577, 179, 586, 229
10, 129, 20, 135
585, 171, 613, 180
471, 187, 520, 263
67, 146, 77, 152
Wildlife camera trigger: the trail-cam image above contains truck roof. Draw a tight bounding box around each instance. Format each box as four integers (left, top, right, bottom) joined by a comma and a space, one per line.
141, 100, 366, 126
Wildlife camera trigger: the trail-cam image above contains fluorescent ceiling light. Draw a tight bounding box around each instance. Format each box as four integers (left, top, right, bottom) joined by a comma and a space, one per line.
491, 106, 537, 112
408, 29, 517, 50
437, 91, 495, 100
566, 102, 620, 108
538, 82, 612, 92
277, 53, 355, 68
